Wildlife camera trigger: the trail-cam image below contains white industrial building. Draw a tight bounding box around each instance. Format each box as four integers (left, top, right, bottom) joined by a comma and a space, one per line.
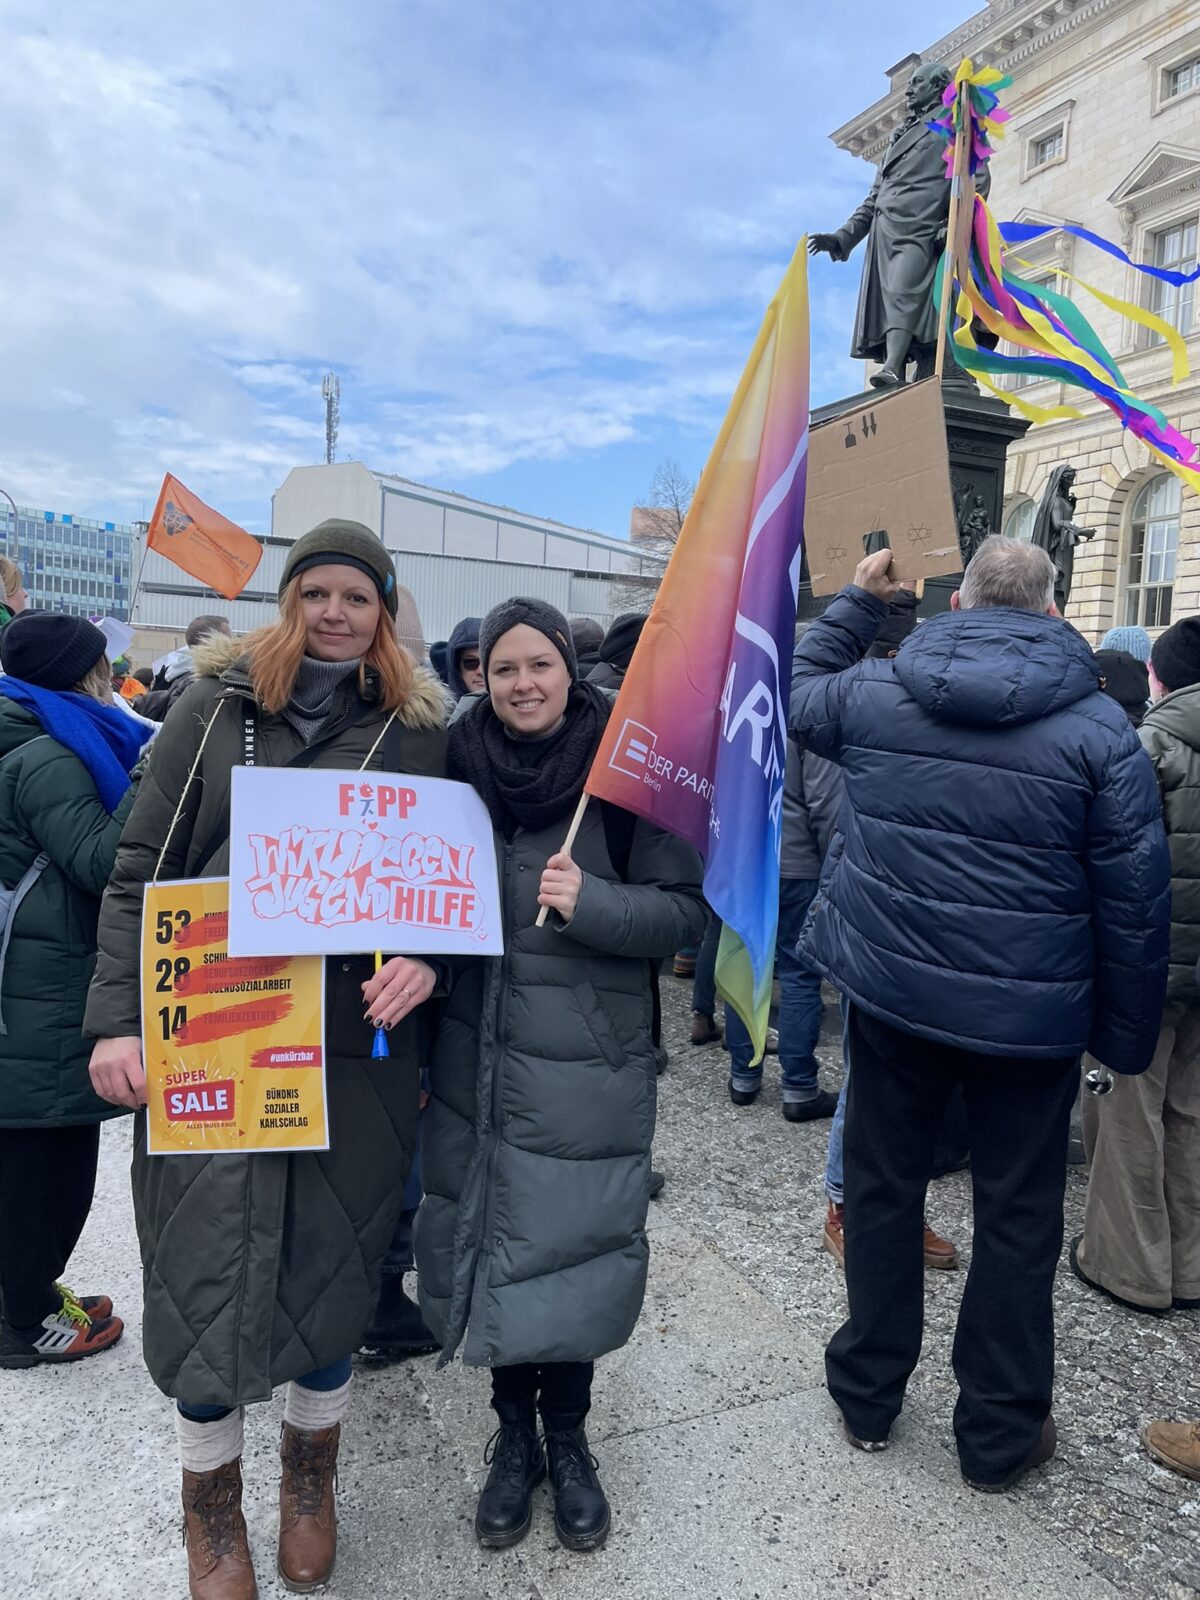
130, 462, 664, 653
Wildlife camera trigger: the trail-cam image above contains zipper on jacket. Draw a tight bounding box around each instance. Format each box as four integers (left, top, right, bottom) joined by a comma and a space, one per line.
229, 1154, 257, 1399
466, 838, 514, 1359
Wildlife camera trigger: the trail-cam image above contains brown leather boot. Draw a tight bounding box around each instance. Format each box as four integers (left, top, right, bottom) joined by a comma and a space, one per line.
923, 1217, 959, 1271
278, 1422, 339, 1593
181, 1459, 257, 1600
1143, 1418, 1200, 1482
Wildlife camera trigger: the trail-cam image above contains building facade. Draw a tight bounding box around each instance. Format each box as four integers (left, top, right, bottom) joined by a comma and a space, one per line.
830, 0, 1200, 640
3, 505, 134, 621
130, 461, 663, 646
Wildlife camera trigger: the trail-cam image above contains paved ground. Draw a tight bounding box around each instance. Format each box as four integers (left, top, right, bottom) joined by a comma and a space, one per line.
4, 972, 1200, 1600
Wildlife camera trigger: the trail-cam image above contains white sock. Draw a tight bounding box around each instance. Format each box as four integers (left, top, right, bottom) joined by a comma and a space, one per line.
175, 1407, 245, 1473
284, 1376, 352, 1432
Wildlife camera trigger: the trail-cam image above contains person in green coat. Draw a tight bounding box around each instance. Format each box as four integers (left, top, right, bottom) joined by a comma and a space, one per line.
85, 522, 450, 1600
1074, 613, 1200, 1318
0, 612, 144, 1370
422, 597, 706, 1555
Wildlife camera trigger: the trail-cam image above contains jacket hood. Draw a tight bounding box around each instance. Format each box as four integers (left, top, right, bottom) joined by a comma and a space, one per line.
0, 696, 42, 761
1141, 679, 1200, 754
190, 633, 449, 732
162, 646, 195, 684
446, 616, 482, 700
598, 612, 646, 672
893, 607, 1102, 728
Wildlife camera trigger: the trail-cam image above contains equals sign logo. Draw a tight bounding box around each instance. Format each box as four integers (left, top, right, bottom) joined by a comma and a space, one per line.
610, 719, 659, 781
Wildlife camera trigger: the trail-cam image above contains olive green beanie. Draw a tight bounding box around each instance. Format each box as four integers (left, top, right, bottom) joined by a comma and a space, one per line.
280, 519, 399, 617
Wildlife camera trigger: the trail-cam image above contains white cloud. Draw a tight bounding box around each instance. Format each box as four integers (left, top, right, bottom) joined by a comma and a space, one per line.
0, 0, 966, 530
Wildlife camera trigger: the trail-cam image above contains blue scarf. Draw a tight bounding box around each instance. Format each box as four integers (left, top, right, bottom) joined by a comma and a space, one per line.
0, 678, 146, 812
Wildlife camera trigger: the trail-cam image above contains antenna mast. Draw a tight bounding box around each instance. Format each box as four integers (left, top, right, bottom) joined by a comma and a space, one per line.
321, 372, 340, 465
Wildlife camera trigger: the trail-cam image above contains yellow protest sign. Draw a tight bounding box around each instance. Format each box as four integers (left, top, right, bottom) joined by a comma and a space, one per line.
141, 878, 327, 1156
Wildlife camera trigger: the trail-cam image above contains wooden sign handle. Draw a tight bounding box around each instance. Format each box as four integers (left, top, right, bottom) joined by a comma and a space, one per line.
534, 791, 591, 928
934, 107, 974, 381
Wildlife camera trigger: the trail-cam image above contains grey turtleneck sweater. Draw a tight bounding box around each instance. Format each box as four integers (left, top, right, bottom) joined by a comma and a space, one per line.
283, 656, 363, 744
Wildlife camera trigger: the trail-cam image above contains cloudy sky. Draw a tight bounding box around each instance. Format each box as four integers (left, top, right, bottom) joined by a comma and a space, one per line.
1, 0, 966, 537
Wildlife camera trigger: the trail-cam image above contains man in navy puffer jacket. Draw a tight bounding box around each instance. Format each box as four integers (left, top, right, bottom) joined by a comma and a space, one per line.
790, 535, 1169, 1493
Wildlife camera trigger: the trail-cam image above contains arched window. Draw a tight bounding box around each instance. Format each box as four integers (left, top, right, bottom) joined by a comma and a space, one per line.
1003, 499, 1036, 541
1126, 473, 1181, 629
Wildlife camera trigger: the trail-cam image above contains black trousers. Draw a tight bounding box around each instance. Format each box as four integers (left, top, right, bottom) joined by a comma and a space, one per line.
0, 1124, 102, 1329
827, 1005, 1078, 1484
491, 1360, 594, 1429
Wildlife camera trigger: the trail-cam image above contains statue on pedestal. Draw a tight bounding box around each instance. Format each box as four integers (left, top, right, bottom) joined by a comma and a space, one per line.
809, 60, 990, 389
956, 489, 992, 568
1031, 464, 1095, 612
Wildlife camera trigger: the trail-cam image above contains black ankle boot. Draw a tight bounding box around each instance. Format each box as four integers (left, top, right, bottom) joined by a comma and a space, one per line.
543, 1421, 611, 1552
360, 1276, 439, 1362
474, 1402, 546, 1548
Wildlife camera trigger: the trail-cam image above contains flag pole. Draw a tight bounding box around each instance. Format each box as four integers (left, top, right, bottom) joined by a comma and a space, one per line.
934, 84, 974, 381
530, 251, 804, 932
127, 524, 151, 626
534, 791, 591, 929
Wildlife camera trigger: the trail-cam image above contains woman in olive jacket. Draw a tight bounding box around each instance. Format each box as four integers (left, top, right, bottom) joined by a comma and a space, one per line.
417, 596, 706, 1554
86, 521, 448, 1600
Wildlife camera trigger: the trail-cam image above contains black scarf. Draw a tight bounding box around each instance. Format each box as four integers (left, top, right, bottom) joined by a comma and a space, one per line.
448, 683, 611, 837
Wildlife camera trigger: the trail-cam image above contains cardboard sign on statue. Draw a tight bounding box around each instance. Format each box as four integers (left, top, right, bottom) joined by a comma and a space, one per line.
805, 379, 960, 596
226, 768, 503, 958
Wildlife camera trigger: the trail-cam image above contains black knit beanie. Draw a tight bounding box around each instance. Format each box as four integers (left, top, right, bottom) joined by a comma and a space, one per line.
1, 611, 108, 690
280, 519, 399, 618
479, 597, 578, 682
1151, 615, 1200, 693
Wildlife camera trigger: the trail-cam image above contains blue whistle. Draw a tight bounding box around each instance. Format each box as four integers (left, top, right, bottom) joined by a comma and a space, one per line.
371, 951, 390, 1060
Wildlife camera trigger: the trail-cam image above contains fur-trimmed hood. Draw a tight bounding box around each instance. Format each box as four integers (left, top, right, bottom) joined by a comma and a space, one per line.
189, 634, 448, 732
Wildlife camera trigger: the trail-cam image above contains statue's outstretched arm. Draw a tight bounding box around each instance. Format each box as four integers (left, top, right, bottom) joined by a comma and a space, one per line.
811, 171, 881, 260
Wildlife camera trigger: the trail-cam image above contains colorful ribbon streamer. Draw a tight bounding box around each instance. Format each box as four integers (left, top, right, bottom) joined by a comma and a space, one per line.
927, 59, 1012, 179
1000, 221, 1200, 289
930, 60, 1200, 494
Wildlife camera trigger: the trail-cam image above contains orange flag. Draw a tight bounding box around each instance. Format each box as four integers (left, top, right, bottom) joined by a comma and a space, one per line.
147, 474, 263, 600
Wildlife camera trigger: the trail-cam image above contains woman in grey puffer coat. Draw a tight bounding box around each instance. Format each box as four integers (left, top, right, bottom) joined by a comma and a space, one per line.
417, 597, 705, 1554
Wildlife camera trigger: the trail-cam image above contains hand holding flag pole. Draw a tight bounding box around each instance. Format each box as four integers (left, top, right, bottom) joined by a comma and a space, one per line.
534, 794, 591, 928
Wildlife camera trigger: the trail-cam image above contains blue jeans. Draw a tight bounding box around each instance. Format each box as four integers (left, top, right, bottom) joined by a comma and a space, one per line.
692, 912, 722, 1018
825, 1001, 851, 1203
178, 1355, 353, 1422
726, 878, 824, 1105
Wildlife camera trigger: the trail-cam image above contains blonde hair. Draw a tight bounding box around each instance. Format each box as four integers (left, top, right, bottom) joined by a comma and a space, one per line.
74, 656, 113, 702
0, 557, 23, 602
244, 577, 414, 715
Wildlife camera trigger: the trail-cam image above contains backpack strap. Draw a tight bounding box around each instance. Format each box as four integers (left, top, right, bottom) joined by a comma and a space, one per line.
0, 735, 58, 1031
0, 851, 51, 1036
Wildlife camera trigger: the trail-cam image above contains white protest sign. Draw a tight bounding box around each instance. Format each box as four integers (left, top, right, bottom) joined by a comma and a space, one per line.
227, 768, 503, 958
94, 616, 135, 661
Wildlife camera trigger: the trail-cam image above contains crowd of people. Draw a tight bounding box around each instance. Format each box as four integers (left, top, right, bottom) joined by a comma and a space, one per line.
0, 522, 1197, 1598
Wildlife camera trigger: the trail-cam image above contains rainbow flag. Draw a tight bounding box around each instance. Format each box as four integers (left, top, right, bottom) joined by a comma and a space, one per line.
586, 243, 810, 1062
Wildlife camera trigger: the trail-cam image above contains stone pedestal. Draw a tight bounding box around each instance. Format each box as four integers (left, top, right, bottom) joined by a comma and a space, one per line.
802, 382, 1031, 618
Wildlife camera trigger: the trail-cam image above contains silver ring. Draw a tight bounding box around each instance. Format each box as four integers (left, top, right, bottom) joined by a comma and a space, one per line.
398, 989, 410, 1002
